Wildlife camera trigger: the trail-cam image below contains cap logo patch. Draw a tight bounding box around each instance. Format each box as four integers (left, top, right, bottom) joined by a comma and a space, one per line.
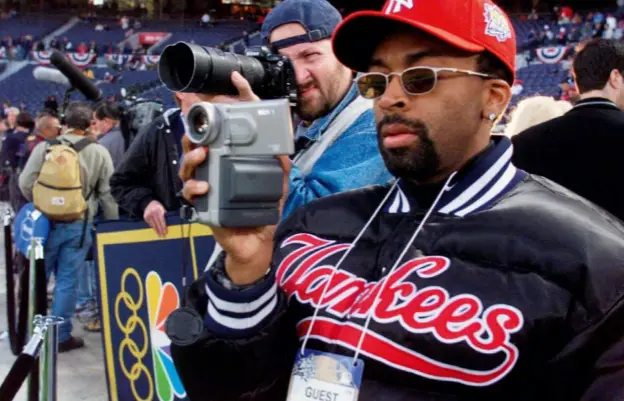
483, 3, 512, 42
384, 0, 414, 14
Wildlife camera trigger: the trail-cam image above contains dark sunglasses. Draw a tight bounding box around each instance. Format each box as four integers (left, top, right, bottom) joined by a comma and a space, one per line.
355, 66, 494, 100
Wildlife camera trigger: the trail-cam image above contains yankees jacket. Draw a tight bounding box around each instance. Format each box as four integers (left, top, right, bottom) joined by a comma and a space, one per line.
171, 135, 624, 401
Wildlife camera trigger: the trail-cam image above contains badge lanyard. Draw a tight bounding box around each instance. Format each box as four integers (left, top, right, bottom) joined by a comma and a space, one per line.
299, 180, 400, 357
287, 174, 457, 401
352, 173, 455, 363
299, 173, 457, 363
287, 180, 401, 401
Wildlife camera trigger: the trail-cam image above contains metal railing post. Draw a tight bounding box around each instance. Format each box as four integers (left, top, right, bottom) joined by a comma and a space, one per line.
39, 315, 62, 401
3, 208, 22, 355
26, 238, 45, 401
0, 315, 63, 401
27, 238, 37, 337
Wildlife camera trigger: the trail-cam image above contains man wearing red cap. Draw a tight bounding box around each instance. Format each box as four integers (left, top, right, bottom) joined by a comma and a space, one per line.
170, 1, 624, 400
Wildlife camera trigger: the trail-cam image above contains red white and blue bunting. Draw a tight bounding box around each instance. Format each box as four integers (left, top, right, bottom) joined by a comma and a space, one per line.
534, 46, 570, 64
67, 52, 96, 67
142, 55, 160, 67
105, 54, 134, 66
31, 51, 96, 67
27, 51, 160, 69
31, 50, 54, 65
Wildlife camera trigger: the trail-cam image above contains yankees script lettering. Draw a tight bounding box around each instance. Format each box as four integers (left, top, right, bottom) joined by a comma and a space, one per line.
277, 234, 525, 387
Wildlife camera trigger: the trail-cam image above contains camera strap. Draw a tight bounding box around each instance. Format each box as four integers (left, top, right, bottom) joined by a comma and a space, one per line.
179, 199, 195, 291
293, 95, 372, 175
179, 219, 192, 290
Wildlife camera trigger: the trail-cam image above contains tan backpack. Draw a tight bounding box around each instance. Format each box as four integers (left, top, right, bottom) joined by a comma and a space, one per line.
32, 138, 94, 221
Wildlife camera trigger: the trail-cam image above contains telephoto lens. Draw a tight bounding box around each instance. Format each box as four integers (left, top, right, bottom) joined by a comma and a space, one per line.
158, 42, 266, 96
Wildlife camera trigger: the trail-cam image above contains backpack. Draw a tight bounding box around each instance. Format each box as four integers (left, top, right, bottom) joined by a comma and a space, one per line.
32, 137, 94, 222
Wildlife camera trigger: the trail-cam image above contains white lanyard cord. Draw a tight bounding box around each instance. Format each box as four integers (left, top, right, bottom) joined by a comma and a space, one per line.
351, 172, 456, 365
300, 179, 400, 356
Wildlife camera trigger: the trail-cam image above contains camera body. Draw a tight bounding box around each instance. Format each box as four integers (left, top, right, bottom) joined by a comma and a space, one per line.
186, 98, 294, 227
240, 45, 297, 101
118, 96, 164, 151
158, 42, 297, 102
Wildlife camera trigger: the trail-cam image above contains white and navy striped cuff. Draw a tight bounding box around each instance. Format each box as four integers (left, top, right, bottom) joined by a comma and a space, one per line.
203, 271, 279, 337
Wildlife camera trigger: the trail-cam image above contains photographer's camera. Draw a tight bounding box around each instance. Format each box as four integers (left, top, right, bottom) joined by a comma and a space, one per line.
158, 42, 296, 228
158, 41, 297, 102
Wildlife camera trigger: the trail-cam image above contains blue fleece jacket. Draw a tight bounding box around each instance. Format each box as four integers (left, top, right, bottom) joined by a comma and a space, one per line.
282, 84, 393, 218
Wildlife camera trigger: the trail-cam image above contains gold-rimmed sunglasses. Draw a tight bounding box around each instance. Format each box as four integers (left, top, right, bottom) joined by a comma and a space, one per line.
355, 66, 494, 100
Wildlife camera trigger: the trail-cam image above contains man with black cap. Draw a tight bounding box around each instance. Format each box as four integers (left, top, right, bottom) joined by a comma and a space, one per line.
170, 0, 624, 400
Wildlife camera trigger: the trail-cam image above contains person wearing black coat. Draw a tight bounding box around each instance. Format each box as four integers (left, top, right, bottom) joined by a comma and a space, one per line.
111, 91, 220, 235
512, 38, 624, 222
110, 107, 185, 234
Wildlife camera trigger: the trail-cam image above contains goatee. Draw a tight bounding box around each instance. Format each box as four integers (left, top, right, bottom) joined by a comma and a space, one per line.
377, 114, 440, 183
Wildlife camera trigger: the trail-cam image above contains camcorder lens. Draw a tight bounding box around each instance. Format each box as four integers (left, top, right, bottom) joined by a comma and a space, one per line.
186, 104, 220, 146
193, 110, 209, 134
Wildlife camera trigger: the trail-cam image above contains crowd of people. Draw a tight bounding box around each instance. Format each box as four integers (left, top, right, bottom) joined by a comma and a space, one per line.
2, 0, 624, 399
518, 5, 624, 51
0, 12, 147, 61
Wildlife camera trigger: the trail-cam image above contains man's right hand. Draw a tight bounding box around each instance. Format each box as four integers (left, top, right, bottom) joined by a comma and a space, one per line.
143, 200, 168, 238
180, 140, 292, 285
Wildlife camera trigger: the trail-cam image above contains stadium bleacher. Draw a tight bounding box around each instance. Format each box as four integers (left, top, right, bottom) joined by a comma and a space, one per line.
0, 10, 605, 116
0, 16, 260, 113
516, 64, 569, 99
0, 65, 165, 111
60, 19, 128, 49
0, 15, 68, 39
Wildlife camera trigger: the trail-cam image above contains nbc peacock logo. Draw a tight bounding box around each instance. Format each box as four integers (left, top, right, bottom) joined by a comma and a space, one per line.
146, 271, 187, 401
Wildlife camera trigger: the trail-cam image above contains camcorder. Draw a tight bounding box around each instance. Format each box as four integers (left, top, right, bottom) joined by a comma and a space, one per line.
184, 99, 294, 227
157, 42, 296, 228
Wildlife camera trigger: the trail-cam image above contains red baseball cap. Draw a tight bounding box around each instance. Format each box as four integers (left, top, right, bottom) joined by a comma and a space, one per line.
332, 0, 516, 83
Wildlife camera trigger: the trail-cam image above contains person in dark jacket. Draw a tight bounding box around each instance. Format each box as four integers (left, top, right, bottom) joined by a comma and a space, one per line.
0, 111, 35, 213
172, 1, 624, 400
110, 92, 200, 236
512, 38, 624, 222
0, 111, 35, 171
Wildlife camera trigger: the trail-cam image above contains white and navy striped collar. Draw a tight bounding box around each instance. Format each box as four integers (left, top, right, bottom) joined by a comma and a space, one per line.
386, 135, 527, 217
